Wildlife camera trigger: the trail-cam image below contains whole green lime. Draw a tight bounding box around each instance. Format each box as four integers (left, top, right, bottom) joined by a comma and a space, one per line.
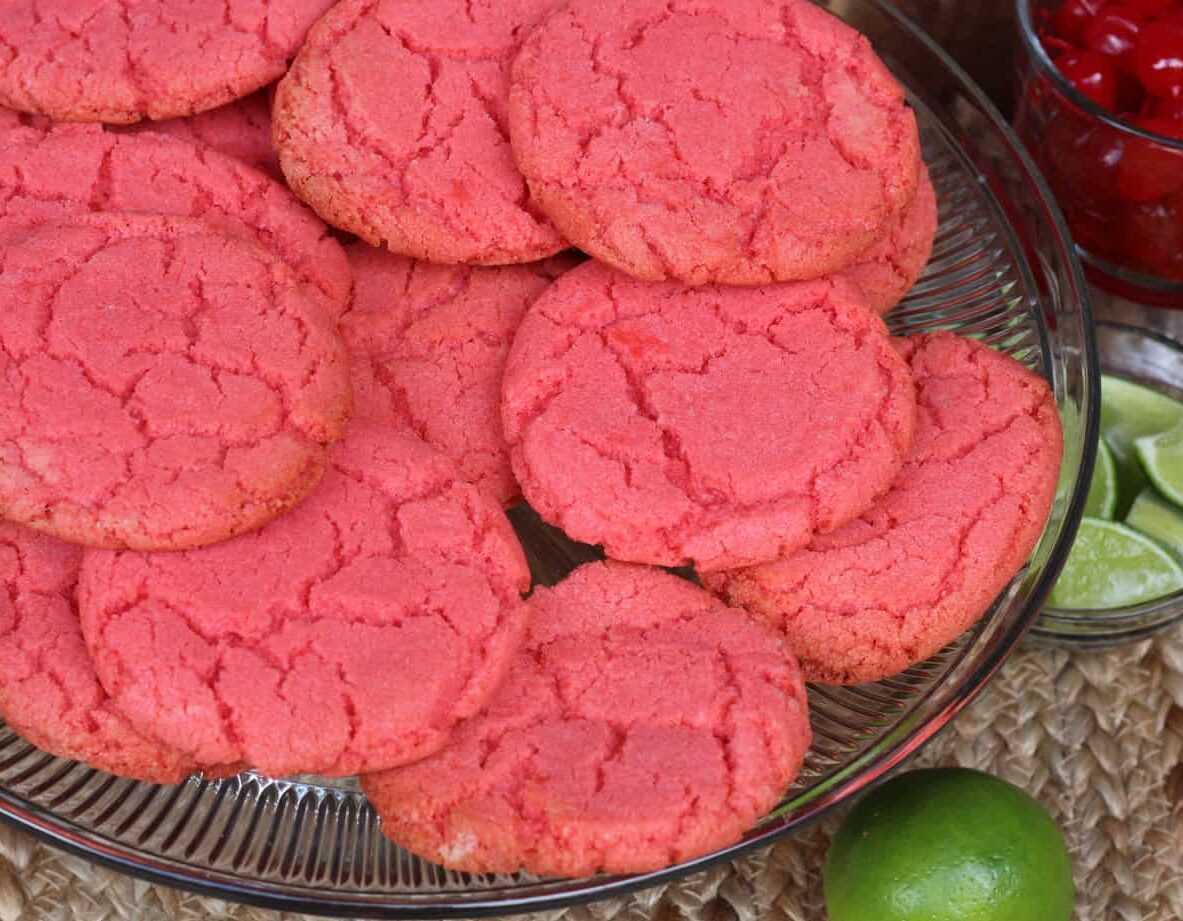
824, 768, 1074, 921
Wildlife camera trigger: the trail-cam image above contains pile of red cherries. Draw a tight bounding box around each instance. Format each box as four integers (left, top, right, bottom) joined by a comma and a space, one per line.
1048, 1, 1183, 120
1030, 0, 1183, 284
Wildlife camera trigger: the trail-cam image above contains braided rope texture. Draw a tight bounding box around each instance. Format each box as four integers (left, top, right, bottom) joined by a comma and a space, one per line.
0, 634, 1181, 920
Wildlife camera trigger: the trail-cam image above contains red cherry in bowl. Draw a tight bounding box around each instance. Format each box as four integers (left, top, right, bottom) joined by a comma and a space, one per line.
1085, 6, 1146, 70
1055, 0, 1109, 45
1154, 95, 1183, 118
1124, 0, 1179, 15
1122, 196, 1183, 279
1057, 49, 1121, 108
1133, 20, 1183, 98
1153, 6, 1183, 27
1117, 115, 1183, 201
1051, 122, 1127, 202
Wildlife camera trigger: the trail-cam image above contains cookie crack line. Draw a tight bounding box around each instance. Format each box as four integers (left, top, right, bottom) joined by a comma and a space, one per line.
274, 0, 564, 264
363, 563, 810, 876
0, 126, 351, 313
2, 233, 326, 444
0, 0, 335, 122
0, 213, 351, 549
81, 427, 530, 775
518, 277, 906, 514
509, 0, 919, 282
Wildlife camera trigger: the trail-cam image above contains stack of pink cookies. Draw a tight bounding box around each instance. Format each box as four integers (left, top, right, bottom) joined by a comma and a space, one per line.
0, 0, 1062, 880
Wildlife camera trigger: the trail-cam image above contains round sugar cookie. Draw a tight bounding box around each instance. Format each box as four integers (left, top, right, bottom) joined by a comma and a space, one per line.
116, 87, 280, 179
0, 213, 352, 551
507, 0, 921, 285
0, 521, 220, 782
78, 422, 531, 778
0, 0, 337, 123
501, 261, 917, 572
273, 0, 567, 264
362, 560, 810, 877
841, 165, 938, 314
705, 333, 1063, 685
343, 244, 578, 505
0, 123, 351, 318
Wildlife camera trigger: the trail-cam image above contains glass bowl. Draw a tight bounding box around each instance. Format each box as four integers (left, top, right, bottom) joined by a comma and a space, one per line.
1034, 321, 1183, 648
1014, 0, 1183, 308
0, 2, 1096, 916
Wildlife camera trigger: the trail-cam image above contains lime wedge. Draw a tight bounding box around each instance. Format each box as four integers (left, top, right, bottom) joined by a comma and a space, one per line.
1100, 375, 1183, 464
1100, 375, 1183, 516
1049, 517, 1183, 609
1135, 424, 1183, 507
1126, 488, 1183, 562
1084, 438, 1117, 519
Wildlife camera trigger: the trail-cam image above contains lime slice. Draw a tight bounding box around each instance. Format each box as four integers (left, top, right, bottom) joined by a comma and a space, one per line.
1135, 424, 1183, 507
1100, 375, 1183, 464
1100, 375, 1183, 516
1084, 438, 1117, 519
1126, 488, 1183, 562
1049, 517, 1183, 609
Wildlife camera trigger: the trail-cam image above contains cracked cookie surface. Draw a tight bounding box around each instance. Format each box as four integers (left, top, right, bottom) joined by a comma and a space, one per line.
117, 87, 280, 179
78, 422, 531, 777
0, 0, 337, 123
501, 261, 917, 572
704, 333, 1063, 685
343, 243, 577, 506
507, 0, 921, 285
0, 123, 351, 319
842, 165, 938, 315
0, 213, 352, 550
0, 521, 211, 782
362, 560, 810, 877
273, 0, 567, 264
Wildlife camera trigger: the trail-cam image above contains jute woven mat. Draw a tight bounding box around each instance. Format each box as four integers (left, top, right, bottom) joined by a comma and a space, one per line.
2, 629, 1182, 921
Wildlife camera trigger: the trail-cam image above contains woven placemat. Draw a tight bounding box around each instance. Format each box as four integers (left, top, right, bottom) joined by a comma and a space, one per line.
2, 628, 1182, 921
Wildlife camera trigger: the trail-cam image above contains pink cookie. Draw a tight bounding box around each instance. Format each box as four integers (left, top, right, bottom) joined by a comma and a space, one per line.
0, 521, 215, 782
0, 213, 352, 550
841, 165, 939, 314
705, 333, 1063, 686
501, 261, 917, 572
362, 560, 810, 877
343, 244, 577, 506
0, 123, 351, 318
0, 0, 337, 123
78, 422, 531, 778
116, 87, 280, 179
508, 0, 921, 285
273, 0, 567, 264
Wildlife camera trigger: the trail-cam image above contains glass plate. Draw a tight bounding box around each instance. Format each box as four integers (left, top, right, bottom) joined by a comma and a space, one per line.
0, 1, 1097, 916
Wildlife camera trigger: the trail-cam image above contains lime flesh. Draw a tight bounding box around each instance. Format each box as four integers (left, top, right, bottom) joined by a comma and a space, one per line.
1135, 424, 1183, 507
1084, 438, 1117, 519
1050, 517, 1183, 609
1100, 376, 1183, 517
1100, 375, 1183, 461
1126, 488, 1183, 563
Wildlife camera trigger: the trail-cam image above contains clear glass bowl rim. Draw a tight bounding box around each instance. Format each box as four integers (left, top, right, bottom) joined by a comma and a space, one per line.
1016, 0, 1183, 150
1038, 320, 1183, 633
0, 1, 1099, 917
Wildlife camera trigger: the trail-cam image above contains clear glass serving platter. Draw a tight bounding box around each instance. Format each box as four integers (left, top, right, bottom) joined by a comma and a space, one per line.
0, 0, 1097, 916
